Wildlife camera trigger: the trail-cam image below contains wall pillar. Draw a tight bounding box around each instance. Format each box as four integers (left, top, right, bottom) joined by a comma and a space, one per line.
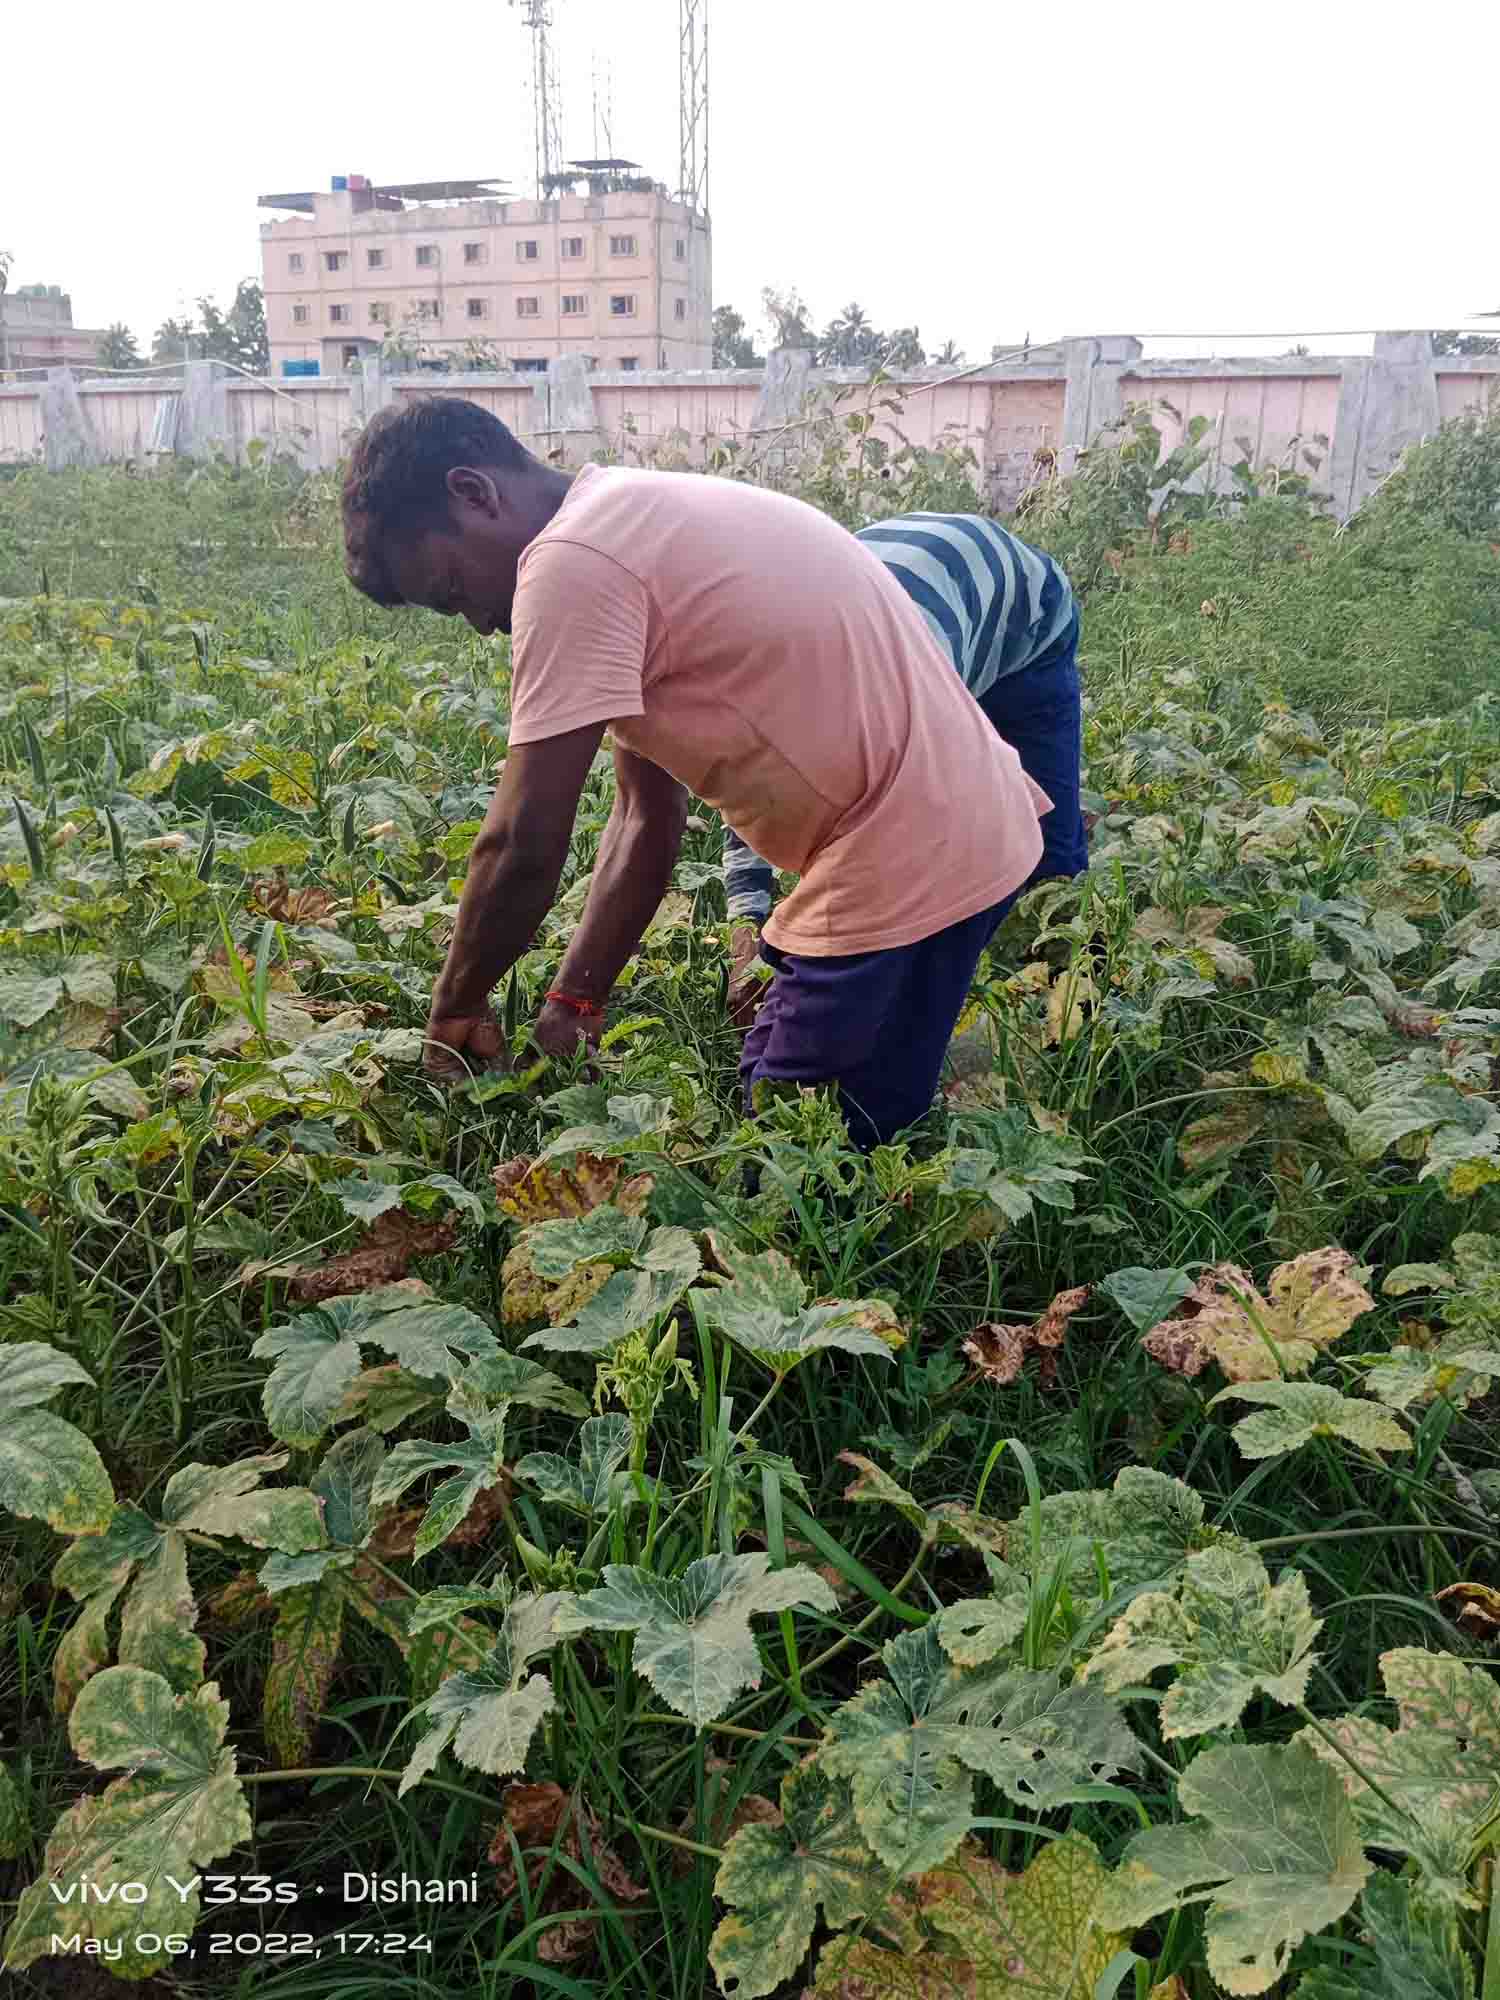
42, 368, 102, 471
1059, 336, 1142, 470
177, 360, 230, 461
1330, 331, 1439, 517
750, 345, 814, 432
538, 353, 599, 461
354, 358, 392, 426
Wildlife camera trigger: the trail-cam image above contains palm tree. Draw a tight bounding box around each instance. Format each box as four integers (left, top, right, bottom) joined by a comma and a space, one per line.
820, 302, 877, 366
934, 339, 966, 366
882, 326, 926, 368
97, 324, 142, 370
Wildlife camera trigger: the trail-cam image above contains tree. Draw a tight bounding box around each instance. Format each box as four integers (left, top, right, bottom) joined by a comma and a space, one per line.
153, 317, 196, 363
819, 302, 880, 367
96, 324, 141, 371
761, 286, 816, 352
934, 339, 966, 366
1434, 326, 1500, 357
195, 279, 269, 373
712, 304, 763, 369
882, 326, 926, 368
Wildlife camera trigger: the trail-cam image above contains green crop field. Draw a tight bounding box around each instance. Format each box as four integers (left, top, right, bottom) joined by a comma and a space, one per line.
2, 396, 1500, 1999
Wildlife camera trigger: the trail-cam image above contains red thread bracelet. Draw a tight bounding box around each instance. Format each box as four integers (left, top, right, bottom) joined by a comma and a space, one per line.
545, 989, 606, 1017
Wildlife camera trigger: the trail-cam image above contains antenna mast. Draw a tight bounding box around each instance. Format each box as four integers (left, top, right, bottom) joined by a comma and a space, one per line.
510, 0, 565, 198
678, 0, 708, 215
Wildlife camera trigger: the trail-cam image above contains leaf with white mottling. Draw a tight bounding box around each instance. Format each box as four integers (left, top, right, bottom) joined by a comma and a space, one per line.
1082, 1546, 1322, 1738
560, 1553, 835, 1727
397, 1590, 572, 1795
161, 1452, 324, 1550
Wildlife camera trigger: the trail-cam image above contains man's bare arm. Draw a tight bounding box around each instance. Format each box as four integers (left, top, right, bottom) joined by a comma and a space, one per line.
532, 744, 686, 1051
425, 722, 605, 1068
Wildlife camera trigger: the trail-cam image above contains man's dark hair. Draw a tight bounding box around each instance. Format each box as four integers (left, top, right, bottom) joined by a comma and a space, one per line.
342, 397, 534, 605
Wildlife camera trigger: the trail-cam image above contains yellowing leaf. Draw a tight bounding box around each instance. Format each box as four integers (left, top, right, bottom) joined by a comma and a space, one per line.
1297, 1646, 1500, 1906
1044, 966, 1097, 1047
1097, 1743, 1369, 1994
710, 1757, 887, 2000
0, 1343, 113, 1535
1211, 1380, 1412, 1460
3, 1669, 251, 1978
810, 1833, 1123, 2000
265, 1579, 344, 1765
1143, 1248, 1375, 1382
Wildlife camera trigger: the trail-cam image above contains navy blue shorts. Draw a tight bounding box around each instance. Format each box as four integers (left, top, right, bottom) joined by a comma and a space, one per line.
739, 623, 1087, 1147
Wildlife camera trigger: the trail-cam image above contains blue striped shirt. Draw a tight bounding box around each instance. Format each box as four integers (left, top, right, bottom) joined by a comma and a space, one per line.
854, 512, 1074, 702
723, 513, 1074, 923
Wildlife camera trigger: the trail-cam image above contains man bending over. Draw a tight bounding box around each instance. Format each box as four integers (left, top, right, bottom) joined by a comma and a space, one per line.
341, 398, 1051, 1147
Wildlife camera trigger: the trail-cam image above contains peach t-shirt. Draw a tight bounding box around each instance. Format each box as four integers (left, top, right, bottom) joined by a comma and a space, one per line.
507, 464, 1050, 957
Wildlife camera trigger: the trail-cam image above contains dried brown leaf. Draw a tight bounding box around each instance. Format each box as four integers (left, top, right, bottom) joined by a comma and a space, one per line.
284, 1210, 460, 1304
250, 876, 340, 924
963, 1285, 1090, 1390
490, 1781, 646, 1963
1436, 1581, 1500, 1643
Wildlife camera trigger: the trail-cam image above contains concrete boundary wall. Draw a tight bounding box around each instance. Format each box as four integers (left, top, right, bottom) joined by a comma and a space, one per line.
1, 334, 1496, 519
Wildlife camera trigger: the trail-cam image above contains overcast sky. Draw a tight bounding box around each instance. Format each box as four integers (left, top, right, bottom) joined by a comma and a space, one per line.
3, 0, 1495, 363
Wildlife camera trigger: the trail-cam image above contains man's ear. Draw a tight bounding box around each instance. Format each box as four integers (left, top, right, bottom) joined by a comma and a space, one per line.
446, 466, 502, 517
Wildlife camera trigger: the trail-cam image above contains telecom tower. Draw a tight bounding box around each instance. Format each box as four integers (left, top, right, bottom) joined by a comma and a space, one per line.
678, 0, 709, 216
510, 0, 566, 199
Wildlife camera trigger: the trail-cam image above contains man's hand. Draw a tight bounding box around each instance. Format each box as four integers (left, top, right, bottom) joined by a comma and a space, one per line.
532, 998, 604, 1063
424, 1011, 509, 1083
727, 923, 768, 1030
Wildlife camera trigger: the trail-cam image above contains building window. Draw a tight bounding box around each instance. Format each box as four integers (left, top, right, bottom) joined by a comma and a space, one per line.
674, 298, 687, 321
609, 294, 636, 317
674, 238, 686, 260
561, 293, 587, 316
417, 298, 441, 320
415, 244, 438, 266
466, 297, 488, 320
329, 303, 350, 324
516, 297, 540, 318
369, 302, 391, 325
366, 248, 385, 269
516, 239, 539, 261
514, 358, 548, 373
464, 242, 487, 265
561, 236, 584, 259
619, 357, 639, 371
288, 252, 304, 274
325, 251, 347, 272
342, 345, 360, 367
291, 304, 310, 324
608, 234, 637, 256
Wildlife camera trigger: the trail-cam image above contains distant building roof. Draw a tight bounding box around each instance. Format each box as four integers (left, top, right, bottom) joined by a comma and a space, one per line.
258, 177, 511, 213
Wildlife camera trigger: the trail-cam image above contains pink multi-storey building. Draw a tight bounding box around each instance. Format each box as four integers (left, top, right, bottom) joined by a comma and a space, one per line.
258, 169, 712, 378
